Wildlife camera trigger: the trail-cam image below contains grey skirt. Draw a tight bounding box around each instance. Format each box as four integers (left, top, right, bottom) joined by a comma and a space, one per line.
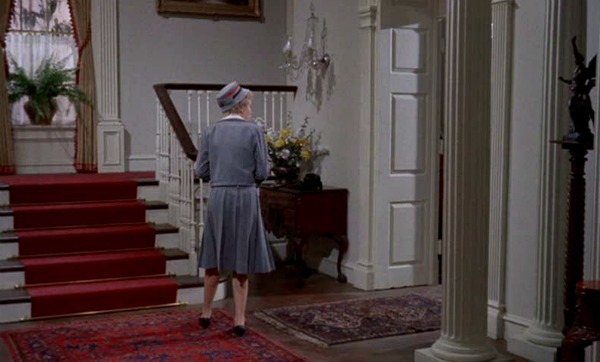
198, 186, 275, 274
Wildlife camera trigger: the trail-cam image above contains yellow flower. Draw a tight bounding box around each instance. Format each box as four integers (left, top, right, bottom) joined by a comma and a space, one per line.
274, 139, 285, 149
301, 149, 312, 160
266, 134, 271, 143
280, 128, 291, 138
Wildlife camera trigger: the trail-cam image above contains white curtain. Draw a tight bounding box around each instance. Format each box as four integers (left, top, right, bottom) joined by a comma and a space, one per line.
5, 32, 78, 125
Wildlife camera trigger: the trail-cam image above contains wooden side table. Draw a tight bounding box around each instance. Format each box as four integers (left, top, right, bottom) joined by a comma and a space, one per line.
560, 281, 600, 362
259, 184, 349, 285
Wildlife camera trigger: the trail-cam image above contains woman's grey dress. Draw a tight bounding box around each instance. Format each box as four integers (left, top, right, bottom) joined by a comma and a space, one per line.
195, 116, 275, 274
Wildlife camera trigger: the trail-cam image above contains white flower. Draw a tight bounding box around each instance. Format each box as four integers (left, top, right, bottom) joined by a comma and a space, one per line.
279, 149, 290, 159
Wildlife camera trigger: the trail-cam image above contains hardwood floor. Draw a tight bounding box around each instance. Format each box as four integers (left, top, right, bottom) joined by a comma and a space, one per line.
0, 265, 528, 361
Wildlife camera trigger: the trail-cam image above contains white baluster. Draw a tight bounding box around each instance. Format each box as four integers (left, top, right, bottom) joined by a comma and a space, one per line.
206, 91, 212, 129
279, 92, 284, 128
263, 92, 269, 125
196, 91, 204, 149
271, 92, 276, 127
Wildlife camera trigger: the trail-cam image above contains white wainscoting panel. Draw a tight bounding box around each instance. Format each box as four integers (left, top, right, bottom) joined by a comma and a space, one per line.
13, 126, 76, 174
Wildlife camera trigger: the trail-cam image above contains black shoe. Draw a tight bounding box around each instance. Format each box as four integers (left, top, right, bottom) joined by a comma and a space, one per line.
233, 325, 246, 336
199, 317, 211, 329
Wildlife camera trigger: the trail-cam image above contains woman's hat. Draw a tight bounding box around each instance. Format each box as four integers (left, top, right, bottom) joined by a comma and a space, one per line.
216, 81, 250, 112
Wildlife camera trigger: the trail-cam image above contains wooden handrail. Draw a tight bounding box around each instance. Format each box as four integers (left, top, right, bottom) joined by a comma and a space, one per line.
153, 83, 297, 162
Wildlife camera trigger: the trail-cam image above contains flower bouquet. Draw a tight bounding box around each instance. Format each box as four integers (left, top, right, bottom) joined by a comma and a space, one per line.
256, 116, 328, 182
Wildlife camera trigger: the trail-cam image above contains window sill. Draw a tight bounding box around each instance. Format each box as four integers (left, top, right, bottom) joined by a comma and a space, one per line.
13, 124, 75, 141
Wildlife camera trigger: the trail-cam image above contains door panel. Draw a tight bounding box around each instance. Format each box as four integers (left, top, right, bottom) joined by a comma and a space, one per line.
374, 1, 438, 289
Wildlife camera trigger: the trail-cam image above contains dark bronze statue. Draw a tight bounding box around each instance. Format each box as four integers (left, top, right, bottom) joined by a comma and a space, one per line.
559, 36, 596, 143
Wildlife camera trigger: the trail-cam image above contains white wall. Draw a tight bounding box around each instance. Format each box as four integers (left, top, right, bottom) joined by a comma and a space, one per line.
118, 0, 287, 169
585, 0, 599, 280
505, 0, 600, 338
505, 0, 546, 325
286, 0, 362, 271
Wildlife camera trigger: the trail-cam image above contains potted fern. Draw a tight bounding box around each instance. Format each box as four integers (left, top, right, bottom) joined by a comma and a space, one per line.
7, 56, 90, 125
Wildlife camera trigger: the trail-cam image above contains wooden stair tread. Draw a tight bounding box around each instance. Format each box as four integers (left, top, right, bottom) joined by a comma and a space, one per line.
133, 178, 159, 186
0, 288, 29, 305
0, 259, 21, 272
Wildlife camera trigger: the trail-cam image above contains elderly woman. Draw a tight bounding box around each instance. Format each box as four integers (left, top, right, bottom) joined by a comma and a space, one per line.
195, 81, 275, 337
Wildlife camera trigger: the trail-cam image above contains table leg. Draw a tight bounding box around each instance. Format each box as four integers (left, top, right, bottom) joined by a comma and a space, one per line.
333, 235, 348, 283
289, 236, 309, 288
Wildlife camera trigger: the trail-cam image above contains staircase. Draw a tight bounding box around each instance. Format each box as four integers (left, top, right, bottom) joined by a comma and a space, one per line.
0, 172, 225, 323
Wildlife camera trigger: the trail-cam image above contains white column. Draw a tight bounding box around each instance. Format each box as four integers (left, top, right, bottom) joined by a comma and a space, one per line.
507, 1, 585, 361
415, 0, 497, 361
487, 0, 515, 340
92, 0, 125, 173
354, 0, 378, 290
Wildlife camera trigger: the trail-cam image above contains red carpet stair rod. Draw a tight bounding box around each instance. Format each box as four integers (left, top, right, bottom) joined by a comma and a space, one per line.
0, 172, 203, 321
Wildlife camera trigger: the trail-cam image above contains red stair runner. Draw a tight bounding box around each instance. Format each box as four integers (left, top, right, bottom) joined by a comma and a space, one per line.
21, 249, 167, 285
11, 201, 147, 229
0, 172, 180, 318
27, 277, 178, 317
0, 172, 153, 204
17, 224, 156, 256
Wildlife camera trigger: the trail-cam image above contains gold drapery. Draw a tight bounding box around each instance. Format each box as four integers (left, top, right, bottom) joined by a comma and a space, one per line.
69, 0, 97, 173
0, 0, 16, 174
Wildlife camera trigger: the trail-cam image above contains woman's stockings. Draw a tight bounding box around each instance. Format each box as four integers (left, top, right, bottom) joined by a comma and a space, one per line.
232, 272, 248, 326
202, 268, 220, 318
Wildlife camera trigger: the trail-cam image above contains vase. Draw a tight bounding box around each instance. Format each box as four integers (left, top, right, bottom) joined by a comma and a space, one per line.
272, 166, 299, 183
24, 99, 57, 125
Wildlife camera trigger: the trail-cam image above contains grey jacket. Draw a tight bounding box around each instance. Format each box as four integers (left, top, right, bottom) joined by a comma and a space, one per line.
196, 116, 269, 187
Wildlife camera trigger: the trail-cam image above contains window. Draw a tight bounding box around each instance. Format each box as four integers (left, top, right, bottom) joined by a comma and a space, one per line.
6, 0, 78, 125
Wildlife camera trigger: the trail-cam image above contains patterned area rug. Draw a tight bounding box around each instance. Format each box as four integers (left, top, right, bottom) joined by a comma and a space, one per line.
254, 292, 441, 346
1, 308, 306, 361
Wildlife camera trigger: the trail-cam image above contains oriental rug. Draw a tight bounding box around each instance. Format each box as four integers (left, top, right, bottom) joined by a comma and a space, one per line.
1, 308, 306, 362
253, 292, 441, 346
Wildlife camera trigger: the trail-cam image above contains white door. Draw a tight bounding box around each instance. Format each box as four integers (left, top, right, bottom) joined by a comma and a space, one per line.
373, 0, 439, 289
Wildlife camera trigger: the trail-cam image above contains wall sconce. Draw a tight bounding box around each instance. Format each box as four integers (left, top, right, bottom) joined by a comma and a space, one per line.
280, 3, 331, 81
280, 3, 334, 111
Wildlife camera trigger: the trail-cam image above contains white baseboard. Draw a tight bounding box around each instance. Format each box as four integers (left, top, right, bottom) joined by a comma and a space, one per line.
270, 239, 288, 263
315, 252, 358, 286
350, 262, 376, 290
316, 253, 340, 278
415, 348, 513, 362
503, 313, 561, 362
507, 333, 558, 362
128, 154, 156, 172
502, 312, 530, 340
487, 304, 505, 339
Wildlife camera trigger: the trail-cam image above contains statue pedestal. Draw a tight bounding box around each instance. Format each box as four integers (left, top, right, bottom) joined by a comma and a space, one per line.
550, 139, 593, 335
